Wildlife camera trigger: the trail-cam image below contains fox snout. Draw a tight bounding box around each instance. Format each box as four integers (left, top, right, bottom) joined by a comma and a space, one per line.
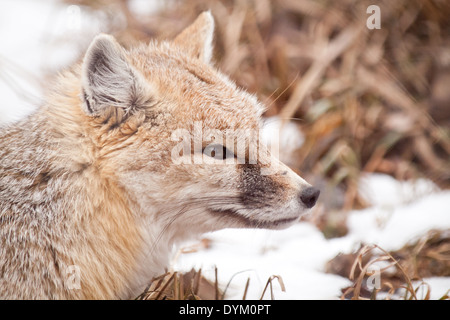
300, 186, 320, 209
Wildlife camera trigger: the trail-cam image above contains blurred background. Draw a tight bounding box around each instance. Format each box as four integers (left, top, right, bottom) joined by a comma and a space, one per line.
0, 0, 449, 299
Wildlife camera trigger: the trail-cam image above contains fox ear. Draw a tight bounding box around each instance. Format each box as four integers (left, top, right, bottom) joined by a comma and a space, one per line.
174, 11, 215, 64
81, 34, 147, 116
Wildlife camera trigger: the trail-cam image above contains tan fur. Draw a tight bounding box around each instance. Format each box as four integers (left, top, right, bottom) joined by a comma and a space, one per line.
0, 12, 319, 299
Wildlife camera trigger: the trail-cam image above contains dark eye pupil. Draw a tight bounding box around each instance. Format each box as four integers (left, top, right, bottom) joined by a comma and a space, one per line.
203, 144, 233, 160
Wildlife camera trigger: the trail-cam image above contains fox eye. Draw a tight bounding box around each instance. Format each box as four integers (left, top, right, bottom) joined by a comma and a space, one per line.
203, 144, 234, 160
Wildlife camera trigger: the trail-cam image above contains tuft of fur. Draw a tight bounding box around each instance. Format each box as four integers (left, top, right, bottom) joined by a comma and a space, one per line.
0, 12, 318, 299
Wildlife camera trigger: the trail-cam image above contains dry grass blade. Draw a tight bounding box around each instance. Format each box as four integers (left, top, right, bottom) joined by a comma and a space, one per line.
383, 282, 396, 300
259, 275, 286, 300
242, 277, 250, 300
348, 244, 373, 282
220, 269, 253, 300
214, 266, 220, 300
439, 289, 450, 300
345, 244, 426, 300
138, 269, 220, 300
348, 245, 391, 300
154, 272, 176, 300
374, 245, 419, 300
192, 268, 202, 297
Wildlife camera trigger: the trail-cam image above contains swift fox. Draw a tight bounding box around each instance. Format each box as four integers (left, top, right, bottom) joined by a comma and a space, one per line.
0, 12, 319, 299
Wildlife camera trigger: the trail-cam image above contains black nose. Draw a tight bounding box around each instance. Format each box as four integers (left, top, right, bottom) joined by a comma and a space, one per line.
300, 187, 320, 209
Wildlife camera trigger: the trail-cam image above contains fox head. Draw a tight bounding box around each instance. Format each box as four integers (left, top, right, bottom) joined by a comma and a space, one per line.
79, 12, 319, 239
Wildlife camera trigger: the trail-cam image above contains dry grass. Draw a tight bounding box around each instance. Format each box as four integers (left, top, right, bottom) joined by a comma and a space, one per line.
140, 229, 449, 300
326, 229, 450, 300
135, 269, 219, 300
135, 268, 286, 300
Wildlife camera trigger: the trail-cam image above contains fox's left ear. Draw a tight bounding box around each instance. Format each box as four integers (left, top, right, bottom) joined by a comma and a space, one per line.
174, 11, 215, 64
81, 34, 148, 116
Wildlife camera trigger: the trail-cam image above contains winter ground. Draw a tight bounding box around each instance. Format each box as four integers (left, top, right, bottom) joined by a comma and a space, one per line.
173, 174, 450, 300
1, 0, 449, 300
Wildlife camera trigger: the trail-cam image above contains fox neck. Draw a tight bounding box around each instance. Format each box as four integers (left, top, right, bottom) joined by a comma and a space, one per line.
0, 86, 178, 300
44, 69, 183, 298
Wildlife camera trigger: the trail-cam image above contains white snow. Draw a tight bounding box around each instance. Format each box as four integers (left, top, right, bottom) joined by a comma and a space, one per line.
347, 190, 450, 252
0, 0, 124, 125
418, 278, 450, 300
346, 173, 450, 251
260, 116, 305, 165
128, 0, 166, 18
174, 224, 354, 299
1, 0, 449, 301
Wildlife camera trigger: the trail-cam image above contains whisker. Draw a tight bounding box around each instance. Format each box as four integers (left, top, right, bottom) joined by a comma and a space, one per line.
143, 193, 283, 263
144, 196, 243, 260
264, 72, 300, 109
145, 206, 188, 261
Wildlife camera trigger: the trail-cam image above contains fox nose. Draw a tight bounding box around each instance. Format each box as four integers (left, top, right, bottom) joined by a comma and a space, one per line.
300, 187, 320, 209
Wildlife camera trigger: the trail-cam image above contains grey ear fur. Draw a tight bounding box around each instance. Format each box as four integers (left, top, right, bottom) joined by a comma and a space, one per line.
81, 34, 146, 116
